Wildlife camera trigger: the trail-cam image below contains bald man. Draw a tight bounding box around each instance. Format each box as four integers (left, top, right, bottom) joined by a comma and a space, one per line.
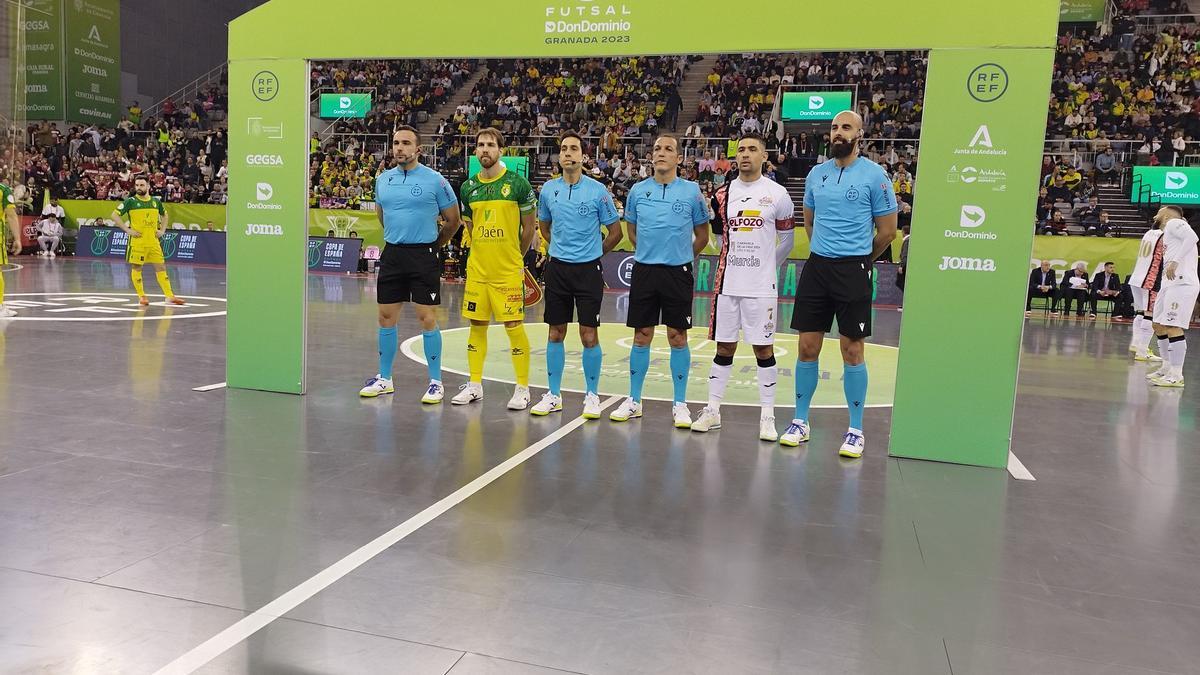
780, 110, 898, 458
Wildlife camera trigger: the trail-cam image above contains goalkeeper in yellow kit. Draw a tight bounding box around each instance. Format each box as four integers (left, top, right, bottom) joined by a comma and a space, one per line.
0, 182, 20, 317
111, 177, 186, 306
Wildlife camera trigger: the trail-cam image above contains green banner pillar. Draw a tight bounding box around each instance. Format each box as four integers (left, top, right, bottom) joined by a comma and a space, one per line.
227, 59, 310, 393
890, 49, 1053, 467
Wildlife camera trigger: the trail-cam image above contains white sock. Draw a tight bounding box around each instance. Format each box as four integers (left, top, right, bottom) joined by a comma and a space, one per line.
1139, 319, 1156, 351
1158, 335, 1171, 361
757, 364, 777, 417
1168, 337, 1187, 378
1131, 315, 1144, 348
708, 361, 732, 409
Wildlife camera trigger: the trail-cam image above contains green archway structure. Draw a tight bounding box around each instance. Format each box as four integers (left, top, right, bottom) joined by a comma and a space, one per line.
226, 0, 1056, 468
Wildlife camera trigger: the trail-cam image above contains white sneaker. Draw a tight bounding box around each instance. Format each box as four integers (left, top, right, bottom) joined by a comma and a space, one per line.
582, 392, 602, 420
358, 375, 394, 398
839, 430, 866, 459
1150, 374, 1185, 388
451, 382, 483, 405
779, 419, 810, 447
421, 381, 444, 404
1134, 351, 1163, 363
0, 306, 15, 318
759, 416, 779, 442
690, 406, 721, 432
48, 251, 55, 258
530, 392, 562, 416
672, 403, 692, 429
609, 397, 642, 422
507, 385, 530, 410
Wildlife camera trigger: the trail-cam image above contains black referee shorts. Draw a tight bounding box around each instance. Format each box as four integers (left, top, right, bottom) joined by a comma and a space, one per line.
544, 257, 604, 327
790, 254, 873, 339
377, 243, 441, 305
626, 261, 695, 330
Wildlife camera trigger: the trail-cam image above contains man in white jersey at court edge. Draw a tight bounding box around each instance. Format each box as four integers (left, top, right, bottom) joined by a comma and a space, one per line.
690, 132, 795, 441
1148, 208, 1199, 388
1128, 208, 1166, 362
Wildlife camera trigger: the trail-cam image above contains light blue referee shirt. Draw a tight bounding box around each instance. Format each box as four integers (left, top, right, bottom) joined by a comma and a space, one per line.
374, 164, 456, 245
803, 156, 897, 258
625, 176, 709, 266
537, 174, 620, 262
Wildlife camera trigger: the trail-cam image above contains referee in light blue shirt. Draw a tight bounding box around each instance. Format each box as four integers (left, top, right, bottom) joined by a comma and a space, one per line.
359, 125, 461, 404
779, 111, 898, 459
530, 130, 624, 419
609, 132, 710, 428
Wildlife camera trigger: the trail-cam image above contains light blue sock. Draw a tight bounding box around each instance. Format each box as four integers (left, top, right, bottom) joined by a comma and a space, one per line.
670, 345, 690, 405
546, 340, 565, 396
794, 360, 819, 422
629, 345, 650, 402
422, 329, 441, 381
582, 345, 602, 395
843, 362, 868, 430
378, 327, 398, 380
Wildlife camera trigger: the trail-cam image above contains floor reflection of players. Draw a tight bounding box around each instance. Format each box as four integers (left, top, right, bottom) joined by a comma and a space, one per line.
452, 412, 529, 562
129, 311, 174, 404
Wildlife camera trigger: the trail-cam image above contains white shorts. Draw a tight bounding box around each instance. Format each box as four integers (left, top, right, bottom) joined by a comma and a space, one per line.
1131, 286, 1148, 313
1152, 284, 1199, 329
708, 294, 777, 345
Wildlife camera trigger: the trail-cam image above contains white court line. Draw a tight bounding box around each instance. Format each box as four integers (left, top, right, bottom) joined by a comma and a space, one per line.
152, 395, 621, 675
1007, 451, 1036, 481
192, 382, 227, 392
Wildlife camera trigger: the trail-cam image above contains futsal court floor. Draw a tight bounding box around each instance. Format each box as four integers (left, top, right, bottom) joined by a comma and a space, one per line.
1, 258, 1198, 674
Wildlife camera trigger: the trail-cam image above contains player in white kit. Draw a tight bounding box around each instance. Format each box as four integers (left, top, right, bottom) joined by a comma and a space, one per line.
690, 132, 795, 441
1149, 209, 1198, 388
1128, 209, 1167, 362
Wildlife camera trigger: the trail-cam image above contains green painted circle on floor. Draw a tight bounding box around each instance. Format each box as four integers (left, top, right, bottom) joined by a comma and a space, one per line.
402, 323, 896, 409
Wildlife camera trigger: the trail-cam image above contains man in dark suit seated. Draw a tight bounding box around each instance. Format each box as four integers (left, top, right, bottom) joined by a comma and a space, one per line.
1026, 260, 1059, 317
1059, 263, 1092, 318
1090, 261, 1121, 317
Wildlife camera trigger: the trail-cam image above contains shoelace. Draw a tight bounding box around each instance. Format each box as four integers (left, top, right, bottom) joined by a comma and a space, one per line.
427, 383, 441, 394
785, 422, 804, 435
844, 432, 863, 446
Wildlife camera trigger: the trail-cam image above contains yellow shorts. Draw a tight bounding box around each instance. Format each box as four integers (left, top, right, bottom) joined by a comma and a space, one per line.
127, 238, 165, 265
462, 276, 524, 322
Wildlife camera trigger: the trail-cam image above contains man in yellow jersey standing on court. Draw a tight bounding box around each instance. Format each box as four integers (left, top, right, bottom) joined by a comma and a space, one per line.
0, 181, 21, 317
111, 177, 186, 306
451, 128, 538, 410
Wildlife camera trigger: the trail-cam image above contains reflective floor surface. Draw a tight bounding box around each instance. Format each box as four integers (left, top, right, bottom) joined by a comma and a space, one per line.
1, 258, 1197, 674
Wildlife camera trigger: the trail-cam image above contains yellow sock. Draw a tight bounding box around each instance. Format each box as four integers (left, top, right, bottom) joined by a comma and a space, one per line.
506, 324, 530, 387
0, 266, 6, 303
467, 324, 488, 383
130, 267, 145, 296
155, 270, 174, 298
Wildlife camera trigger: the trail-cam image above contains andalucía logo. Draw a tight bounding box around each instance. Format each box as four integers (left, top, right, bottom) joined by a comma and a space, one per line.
90, 227, 111, 255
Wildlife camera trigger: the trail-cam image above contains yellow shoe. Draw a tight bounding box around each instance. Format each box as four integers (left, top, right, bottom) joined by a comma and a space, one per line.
1150, 375, 1185, 388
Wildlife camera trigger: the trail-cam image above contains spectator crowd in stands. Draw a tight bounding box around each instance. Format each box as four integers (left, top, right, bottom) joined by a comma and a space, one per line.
2, 1, 1194, 233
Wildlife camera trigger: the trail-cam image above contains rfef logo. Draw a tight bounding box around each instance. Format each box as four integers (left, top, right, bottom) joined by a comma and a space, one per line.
252, 71, 278, 102
967, 63, 1008, 102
